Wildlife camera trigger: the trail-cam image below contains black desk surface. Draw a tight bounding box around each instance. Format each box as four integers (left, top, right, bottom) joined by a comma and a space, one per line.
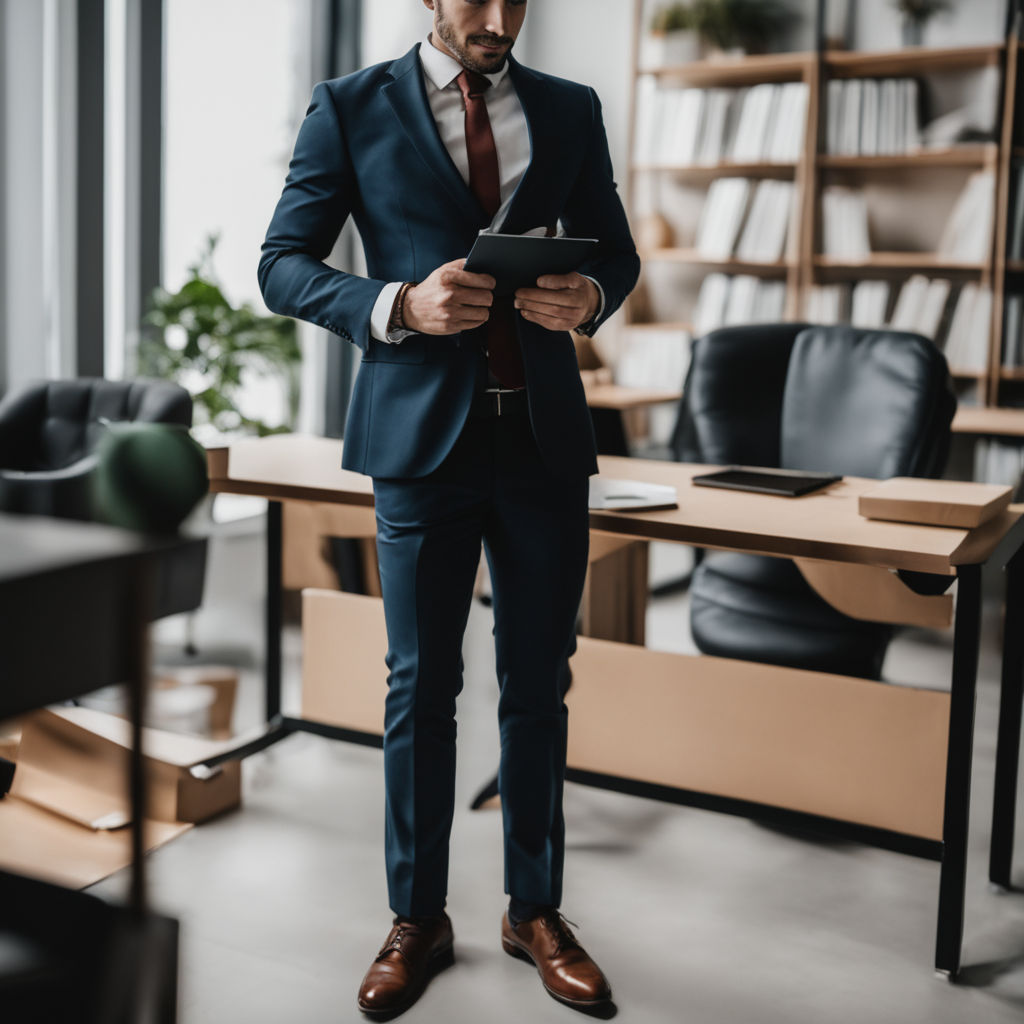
0, 514, 185, 718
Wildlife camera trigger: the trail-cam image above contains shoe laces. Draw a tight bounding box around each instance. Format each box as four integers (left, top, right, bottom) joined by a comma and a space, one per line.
538, 910, 581, 956
377, 920, 421, 962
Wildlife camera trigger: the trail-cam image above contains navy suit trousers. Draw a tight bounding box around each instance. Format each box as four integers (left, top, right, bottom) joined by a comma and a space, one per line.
372, 402, 590, 917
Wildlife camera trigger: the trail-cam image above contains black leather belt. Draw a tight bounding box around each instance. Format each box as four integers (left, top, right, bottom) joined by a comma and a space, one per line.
469, 388, 528, 418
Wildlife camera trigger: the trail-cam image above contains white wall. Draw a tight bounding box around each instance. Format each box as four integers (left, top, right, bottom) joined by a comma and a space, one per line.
850, 0, 1005, 50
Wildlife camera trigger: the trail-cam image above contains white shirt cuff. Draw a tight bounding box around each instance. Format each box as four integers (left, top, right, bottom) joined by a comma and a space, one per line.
581, 275, 605, 327
370, 281, 414, 343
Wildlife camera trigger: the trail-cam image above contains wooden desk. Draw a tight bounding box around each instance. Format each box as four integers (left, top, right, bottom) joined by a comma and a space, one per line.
207, 435, 1024, 978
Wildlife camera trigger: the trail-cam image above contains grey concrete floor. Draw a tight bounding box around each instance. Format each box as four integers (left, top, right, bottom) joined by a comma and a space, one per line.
90, 528, 1024, 1024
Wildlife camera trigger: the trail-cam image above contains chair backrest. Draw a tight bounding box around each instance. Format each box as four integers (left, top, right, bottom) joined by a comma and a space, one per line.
671, 323, 808, 467
0, 378, 191, 472
781, 325, 956, 479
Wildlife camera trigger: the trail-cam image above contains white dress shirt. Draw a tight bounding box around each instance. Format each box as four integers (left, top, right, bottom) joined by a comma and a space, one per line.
369, 36, 602, 342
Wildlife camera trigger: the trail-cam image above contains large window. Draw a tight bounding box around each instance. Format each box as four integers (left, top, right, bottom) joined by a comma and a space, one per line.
162, 0, 313, 431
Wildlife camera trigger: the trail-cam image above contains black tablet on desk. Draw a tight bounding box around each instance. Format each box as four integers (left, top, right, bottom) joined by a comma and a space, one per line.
692, 466, 842, 497
464, 232, 598, 296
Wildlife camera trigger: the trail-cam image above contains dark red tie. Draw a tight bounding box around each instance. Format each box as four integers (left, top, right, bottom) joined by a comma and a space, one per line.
456, 69, 524, 389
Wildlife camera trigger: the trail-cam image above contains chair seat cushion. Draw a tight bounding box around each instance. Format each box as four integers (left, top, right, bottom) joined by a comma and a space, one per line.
691, 552, 892, 680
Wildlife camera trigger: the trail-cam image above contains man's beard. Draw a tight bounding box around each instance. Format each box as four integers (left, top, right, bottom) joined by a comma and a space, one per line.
435, 2, 514, 74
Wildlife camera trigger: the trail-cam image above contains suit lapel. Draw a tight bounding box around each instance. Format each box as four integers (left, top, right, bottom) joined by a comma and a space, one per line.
381, 44, 486, 227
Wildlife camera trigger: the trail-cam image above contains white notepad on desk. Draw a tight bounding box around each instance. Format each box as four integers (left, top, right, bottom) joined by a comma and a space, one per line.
589, 478, 678, 512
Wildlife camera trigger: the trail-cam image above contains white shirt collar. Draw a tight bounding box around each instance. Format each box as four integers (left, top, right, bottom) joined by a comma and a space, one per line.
419, 34, 510, 90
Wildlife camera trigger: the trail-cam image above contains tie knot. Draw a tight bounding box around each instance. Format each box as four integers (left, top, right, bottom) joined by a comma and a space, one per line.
456, 68, 491, 102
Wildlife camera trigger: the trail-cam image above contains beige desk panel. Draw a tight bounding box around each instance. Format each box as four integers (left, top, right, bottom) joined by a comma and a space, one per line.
566, 636, 950, 841
300, 590, 949, 841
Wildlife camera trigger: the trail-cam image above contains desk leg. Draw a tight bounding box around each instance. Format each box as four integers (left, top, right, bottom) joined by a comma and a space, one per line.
935, 564, 982, 979
990, 545, 1024, 889
266, 500, 283, 723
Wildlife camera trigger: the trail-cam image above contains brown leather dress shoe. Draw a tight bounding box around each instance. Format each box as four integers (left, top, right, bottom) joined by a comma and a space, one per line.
357, 914, 454, 1018
501, 910, 612, 1009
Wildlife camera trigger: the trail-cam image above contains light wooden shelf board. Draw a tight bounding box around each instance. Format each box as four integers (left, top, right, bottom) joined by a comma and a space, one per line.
948, 369, 990, 381
644, 248, 793, 274
952, 406, 1024, 436
817, 146, 997, 170
825, 44, 1003, 78
1000, 367, 1024, 381
642, 51, 813, 86
632, 161, 797, 178
623, 321, 694, 334
1007, 261, 1024, 273
814, 253, 986, 274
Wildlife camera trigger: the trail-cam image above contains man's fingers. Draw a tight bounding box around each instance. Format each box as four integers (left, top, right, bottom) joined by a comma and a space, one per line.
517, 298, 580, 318
520, 309, 571, 330
449, 269, 497, 290
453, 287, 494, 308
514, 287, 579, 308
536, 273, 579, 290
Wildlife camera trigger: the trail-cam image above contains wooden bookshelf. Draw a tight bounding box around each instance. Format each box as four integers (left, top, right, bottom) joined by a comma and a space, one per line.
643, 50, 813, 86
643, 249, 793, 275
625, 0, 1024, 449
817, 145, 997, 170
632, 161, 797, 178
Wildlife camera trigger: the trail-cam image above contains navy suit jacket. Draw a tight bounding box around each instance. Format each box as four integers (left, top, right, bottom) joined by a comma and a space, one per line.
259, 44, 640, 480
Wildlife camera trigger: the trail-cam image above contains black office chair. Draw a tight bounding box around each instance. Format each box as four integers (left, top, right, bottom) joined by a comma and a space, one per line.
0, 377, 207, 621
0, 377, 192, 520
675, 323, 957, 680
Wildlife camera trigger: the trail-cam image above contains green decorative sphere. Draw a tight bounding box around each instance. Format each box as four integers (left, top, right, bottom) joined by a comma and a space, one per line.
93, 423, 208, 534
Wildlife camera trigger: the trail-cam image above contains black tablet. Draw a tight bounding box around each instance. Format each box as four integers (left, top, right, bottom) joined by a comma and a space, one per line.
692, 466, 843, 497
464, 233, 598, 296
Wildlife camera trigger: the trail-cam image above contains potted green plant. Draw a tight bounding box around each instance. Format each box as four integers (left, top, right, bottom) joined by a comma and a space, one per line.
692, 0, 798, 58
642, 3, 699, 68
892, 0, 953, 47
139, 235, 301, 443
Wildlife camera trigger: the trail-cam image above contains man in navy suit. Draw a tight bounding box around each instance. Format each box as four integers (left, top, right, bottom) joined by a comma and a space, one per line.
260, 0, 639, 1015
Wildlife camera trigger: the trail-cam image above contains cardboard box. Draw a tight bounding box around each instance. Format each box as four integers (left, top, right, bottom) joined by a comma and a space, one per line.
0, 705, 243, 889
153, 665, 238, 738
859, 478, 1013, 528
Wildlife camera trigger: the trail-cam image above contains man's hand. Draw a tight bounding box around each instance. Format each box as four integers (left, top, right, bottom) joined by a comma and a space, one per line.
403, 259, 495, 335
514, 273, 599, 332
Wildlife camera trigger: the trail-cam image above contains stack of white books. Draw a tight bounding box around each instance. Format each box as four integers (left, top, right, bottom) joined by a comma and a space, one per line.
887, 275, 951, 339
735, 180, 794, 263
694, 178, 751, 259
936, 171, 995, 264
694, 274, 786, 335
634, 79, 808, 166
943, 283, 993, 371
804, 284, 847, 324
850, 280, 889, 328
974, 440, 1024, 492
826, 77, 920, 156
821, 187, 872, 259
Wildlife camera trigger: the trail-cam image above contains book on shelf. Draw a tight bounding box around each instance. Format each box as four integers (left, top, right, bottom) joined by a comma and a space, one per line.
936, 171, 995, 263
850, 280, 889, 328
1009, 165, 1024, 262
1003, 294, 1023, 369
821, 186, 871, 259
616, 325, 691, 392
974, 440, 1024, 495
694, 274, 786, 335
826, 78, 920, 157
695, 177, 750, 259
888, 275, 950, 340
943, 283, 992, 372
735, 180, 794, 263
804, 284, 846, 324
634, 79, 807, 167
